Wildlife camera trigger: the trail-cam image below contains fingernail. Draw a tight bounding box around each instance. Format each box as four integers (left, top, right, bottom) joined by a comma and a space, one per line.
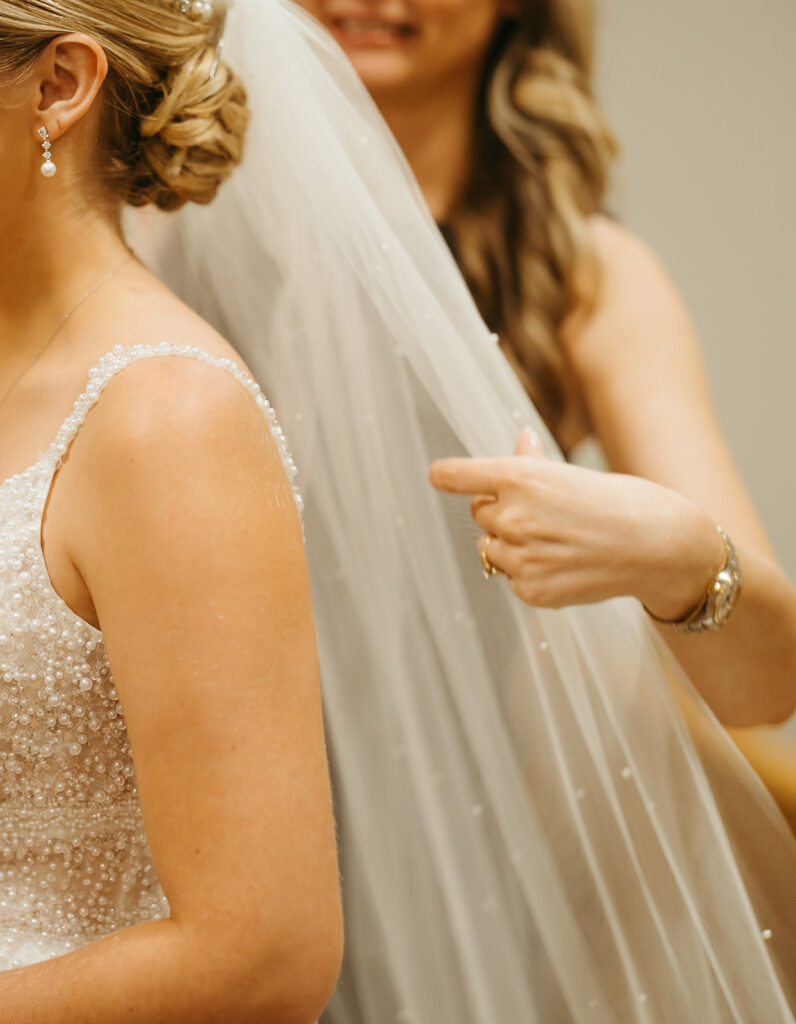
524, 427, 543, 449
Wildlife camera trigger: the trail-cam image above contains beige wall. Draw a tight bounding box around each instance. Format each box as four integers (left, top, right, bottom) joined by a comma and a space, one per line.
596, 1, 796, 581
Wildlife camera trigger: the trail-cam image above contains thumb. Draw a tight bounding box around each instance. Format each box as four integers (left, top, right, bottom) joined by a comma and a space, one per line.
515, 427, 546, 459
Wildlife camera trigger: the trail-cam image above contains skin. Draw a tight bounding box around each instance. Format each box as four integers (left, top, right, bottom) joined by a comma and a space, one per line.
0, 34, 342, 1023
300, 0, 796, 728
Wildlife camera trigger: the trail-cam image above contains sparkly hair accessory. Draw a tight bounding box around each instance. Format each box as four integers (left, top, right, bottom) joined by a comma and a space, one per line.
171, 0, 228, 79
174, 0, 214, 18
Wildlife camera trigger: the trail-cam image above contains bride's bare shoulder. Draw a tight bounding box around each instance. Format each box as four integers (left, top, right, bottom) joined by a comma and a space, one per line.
56, 264, 280, 493
64, 261, 248, 380
111, 264, 246, 368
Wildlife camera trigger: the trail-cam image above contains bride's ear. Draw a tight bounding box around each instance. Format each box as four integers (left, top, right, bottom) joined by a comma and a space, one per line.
35, 34, 109, 141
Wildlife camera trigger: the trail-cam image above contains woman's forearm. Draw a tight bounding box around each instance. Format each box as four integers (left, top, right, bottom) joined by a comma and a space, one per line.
1, 918, 320, 1024
656, 547, 796, 728
615, 489, 796, 728
429, 449, 796, 728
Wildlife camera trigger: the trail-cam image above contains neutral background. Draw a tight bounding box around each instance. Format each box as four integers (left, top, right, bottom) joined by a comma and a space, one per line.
596, 1, 796, 583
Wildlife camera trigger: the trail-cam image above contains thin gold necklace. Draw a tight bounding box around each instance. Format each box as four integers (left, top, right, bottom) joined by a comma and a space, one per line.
0, 252, 135, 412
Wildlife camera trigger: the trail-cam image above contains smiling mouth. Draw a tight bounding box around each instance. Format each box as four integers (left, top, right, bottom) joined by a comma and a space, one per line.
330, 16, 419, 45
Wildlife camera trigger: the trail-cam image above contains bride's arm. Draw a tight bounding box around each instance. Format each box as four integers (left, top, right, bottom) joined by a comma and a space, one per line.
1, 360, 342, 1023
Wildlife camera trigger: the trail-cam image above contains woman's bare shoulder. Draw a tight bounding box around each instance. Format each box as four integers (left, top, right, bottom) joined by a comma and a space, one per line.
585, 215, 683, 312
67, 262, 253, 380
562, 214, 698, 384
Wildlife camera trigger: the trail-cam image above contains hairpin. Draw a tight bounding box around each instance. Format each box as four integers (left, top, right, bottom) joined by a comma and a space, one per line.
174, 0, 214, 18
208, 8, 228, 78
172, 0, 227, 79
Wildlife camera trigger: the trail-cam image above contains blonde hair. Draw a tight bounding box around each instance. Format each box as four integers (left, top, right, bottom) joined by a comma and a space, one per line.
0, 0, 249, 210
448, 0, 616, 443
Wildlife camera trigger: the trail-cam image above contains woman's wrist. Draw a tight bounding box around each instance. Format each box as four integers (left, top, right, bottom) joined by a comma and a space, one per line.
632, 503, 727, 623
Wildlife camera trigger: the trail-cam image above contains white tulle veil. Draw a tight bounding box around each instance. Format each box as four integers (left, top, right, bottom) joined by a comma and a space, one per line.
137, 1, 796, 1020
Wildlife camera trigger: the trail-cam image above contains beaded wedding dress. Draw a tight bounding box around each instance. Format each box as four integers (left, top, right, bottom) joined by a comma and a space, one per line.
0, 342, 297, 970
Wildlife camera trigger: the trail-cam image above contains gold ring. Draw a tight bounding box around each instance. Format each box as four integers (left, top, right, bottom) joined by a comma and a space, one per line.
479, 535, 505, 579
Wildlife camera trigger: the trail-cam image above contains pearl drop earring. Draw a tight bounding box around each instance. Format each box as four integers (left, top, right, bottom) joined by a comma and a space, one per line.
38, 126, 57, 178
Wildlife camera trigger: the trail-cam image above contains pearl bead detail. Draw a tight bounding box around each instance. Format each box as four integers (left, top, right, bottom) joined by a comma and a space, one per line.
0, 343, 301, 969
175, 0, 213, 17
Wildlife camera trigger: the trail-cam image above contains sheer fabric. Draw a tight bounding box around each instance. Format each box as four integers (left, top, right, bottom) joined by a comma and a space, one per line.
144, 2, 796, 1019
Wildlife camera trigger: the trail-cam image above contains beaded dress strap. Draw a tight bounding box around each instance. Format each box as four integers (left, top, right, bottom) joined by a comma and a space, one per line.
46, 342, 302, 514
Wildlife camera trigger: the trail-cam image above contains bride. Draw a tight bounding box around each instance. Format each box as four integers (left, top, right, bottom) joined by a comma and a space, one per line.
0, 1, 341, 1020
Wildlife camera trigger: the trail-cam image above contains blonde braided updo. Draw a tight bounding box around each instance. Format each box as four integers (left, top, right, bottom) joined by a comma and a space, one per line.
0, 0, 249, 210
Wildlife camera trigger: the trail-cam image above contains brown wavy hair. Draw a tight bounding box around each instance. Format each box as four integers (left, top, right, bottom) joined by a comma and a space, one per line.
0, 0, 249, 211
448, 0, 616, 445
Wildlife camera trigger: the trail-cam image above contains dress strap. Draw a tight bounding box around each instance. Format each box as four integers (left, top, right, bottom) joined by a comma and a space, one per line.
45, 342, 302, 514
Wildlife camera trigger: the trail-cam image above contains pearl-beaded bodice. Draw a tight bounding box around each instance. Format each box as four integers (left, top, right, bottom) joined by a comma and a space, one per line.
0, 343, 299, 970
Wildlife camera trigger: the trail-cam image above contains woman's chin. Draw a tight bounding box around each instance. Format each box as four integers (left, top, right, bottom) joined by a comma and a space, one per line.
340, 51, 419, 96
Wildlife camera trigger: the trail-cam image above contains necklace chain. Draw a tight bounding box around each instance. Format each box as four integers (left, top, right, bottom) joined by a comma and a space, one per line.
0, 253, 135, 413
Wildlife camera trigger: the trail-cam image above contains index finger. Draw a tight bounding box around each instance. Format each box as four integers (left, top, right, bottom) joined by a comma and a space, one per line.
428, 457, 522, 496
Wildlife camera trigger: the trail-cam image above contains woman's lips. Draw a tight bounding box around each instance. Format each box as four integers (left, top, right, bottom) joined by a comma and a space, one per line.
330, 16, 419, 47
